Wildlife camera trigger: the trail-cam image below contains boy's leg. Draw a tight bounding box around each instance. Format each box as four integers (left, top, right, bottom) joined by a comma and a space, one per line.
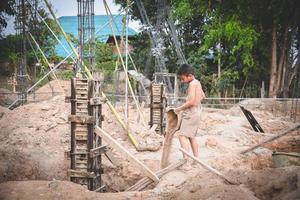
189, 137, 199, 158
178, 135, 190, 159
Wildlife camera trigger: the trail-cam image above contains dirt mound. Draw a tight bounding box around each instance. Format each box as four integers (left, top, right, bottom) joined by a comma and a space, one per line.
228, 166, 300, 200
0, 180, 147, 200
27, 80, 70, 102
0, 95, 70, 182
0, 93, 161, 191
0, 88, 18, 107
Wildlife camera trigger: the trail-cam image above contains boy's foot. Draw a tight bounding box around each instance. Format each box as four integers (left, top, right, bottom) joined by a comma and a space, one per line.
180, 161, 193, 171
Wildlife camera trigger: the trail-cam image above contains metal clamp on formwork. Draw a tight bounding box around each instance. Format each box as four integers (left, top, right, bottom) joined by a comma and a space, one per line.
89, 97, 107, 106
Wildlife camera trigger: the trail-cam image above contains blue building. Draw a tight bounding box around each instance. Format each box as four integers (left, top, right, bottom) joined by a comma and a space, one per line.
55, 15, 137, 57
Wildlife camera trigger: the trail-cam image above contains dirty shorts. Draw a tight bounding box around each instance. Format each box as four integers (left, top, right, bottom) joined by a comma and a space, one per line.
176, 105, 202, 138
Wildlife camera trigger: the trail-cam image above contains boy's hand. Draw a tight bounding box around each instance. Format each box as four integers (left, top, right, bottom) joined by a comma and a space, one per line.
166, 107, 174, 112
174, 107, 180, 114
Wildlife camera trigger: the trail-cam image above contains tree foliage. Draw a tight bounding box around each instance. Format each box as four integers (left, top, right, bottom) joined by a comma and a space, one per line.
0, 0, 14, 38
0, 0, 60, 82
95, 41, 116, 73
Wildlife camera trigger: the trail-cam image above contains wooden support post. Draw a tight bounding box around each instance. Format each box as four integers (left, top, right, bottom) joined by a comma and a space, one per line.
104, 147, 120, 165
241, 123, 300, 154
95, 126, 159, 182
89, 145, 107, 158
179, 148, 237, 185
87, 80, 94, 190
70, 78, 76, 174
161, 109, 181, 169
126, 159, 186, 191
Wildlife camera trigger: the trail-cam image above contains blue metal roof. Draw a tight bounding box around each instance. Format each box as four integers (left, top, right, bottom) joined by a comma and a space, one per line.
55, 15, 137, 57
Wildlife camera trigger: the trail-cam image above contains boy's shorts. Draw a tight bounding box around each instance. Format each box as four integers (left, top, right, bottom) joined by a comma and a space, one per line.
176, 105, 202, 138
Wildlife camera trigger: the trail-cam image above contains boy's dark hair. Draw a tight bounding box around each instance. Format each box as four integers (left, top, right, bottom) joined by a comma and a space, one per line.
177, 64, 194, 76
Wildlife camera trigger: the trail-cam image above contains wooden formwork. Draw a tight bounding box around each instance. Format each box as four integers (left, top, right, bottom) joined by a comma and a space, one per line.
149, 83, 166, 135
69, 78, 105, 191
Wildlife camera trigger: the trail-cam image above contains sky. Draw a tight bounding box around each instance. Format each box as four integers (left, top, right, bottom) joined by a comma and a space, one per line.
3, 0, 141, 35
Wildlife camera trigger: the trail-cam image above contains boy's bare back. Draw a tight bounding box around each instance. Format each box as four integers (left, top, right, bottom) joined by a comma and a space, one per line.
187, 79, 205, 108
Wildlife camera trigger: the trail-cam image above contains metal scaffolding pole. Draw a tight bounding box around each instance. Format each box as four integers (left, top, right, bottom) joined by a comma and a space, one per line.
77, 0, 96, 74
15, 0, 28, 104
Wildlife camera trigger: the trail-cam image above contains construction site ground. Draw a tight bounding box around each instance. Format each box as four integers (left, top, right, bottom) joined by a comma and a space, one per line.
0, 80, 299, 200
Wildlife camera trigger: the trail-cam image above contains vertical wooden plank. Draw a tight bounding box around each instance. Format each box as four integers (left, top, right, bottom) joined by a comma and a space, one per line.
70, 78, 76, 181
96, 78, 103, 189
150, 83, 154, 128
87, 79, 94, 190
160, 84, 164, 135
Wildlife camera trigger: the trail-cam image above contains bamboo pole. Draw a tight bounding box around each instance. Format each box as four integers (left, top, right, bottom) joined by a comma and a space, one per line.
43, 0, 92, 79
28, 32, 64, 91
8, 55, 71, 109
95, 127, 159, 182
126, 159, 186, 191
101, 92, 138, 148
241, 123, 300, 154
43, 0, 140, 149
179, 148, 236, 185
103, 0, 146, 127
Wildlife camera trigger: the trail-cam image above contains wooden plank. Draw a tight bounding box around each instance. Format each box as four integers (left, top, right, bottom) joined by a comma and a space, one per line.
179, 148, 237, 185
240, 123, 300, 154
104, 147, 120, 165
68, 169, 95, 178
76, 100, 88, 103
70, 78, 76, 170
90, 97, 106, 105
89, 145, 107, 158
240, 106, 264, 133
94, 185, 106, 192
161, 110, 180, 168
126, 159, 186, 191
95, 127, 159, 182
68, 115, 95, 124
75, 134, 87, 141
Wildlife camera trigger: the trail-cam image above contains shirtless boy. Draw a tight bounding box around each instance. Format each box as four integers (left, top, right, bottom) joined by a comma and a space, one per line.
175, 64, 205, 159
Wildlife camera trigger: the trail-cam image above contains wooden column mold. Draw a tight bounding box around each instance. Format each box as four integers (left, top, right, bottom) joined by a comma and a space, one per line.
150, 83, 166, 135
69, 78, 105, 191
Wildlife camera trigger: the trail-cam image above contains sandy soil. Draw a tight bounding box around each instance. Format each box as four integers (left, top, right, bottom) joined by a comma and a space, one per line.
0, 80, 299, 200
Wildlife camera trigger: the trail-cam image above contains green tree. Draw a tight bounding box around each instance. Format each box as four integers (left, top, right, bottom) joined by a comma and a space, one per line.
95, 41, 116, 73
0, 0, 14, 38
0, 0, 60, 86
115, 0, 300, 98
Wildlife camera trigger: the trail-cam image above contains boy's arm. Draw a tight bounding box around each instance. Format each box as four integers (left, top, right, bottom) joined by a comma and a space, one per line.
175, 83, 197, 113
199, 82, 206, 101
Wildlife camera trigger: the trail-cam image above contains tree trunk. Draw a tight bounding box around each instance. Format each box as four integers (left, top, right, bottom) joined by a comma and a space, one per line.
283, 54, 300, 98
275, 26, 289, 96
269, 22, 278, 98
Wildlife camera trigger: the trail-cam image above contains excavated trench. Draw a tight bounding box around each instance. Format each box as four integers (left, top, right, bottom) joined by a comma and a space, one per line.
0, 89, 299, 199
